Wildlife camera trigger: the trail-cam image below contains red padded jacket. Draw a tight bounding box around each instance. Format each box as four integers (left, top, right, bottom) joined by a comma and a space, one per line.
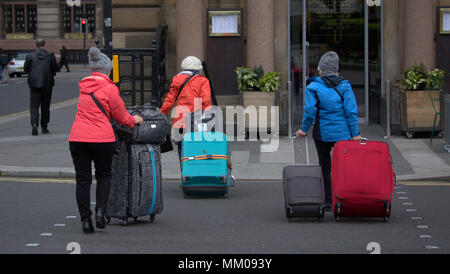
69, 72, 135, 143
161, 73, 212, 128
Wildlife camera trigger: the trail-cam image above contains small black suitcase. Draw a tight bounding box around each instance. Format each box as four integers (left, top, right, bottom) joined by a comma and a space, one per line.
282, 136, 325, 222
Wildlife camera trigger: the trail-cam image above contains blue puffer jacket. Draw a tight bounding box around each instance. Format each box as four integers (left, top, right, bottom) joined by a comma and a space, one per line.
301, 76, 360, 142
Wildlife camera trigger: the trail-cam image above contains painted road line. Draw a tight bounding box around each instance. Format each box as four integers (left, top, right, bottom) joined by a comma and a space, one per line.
417, 225, 430, 229
0, 98, 78, 124
403, 203, 413, 206
54, 224, 66, 227
397, 191, 407, 194
26, 243, 40, 247
0, 177, 76, 184
65, 216, 77, 219
399, 181, 450, 186
425, 246, 439, 250
406, 209, 417, 212
40, 233, 53, 237
411, 217, 424, 220
398, 197, 409, 200
419, 235, 432, 239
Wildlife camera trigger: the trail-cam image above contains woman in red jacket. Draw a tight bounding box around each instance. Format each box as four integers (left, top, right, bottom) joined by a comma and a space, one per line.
161, 56, 212, 164
69, 47, 143, 234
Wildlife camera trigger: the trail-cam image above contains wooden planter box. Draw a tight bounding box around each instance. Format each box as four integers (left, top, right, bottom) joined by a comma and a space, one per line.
240, 91, 278, 132
399, 89, 443, 138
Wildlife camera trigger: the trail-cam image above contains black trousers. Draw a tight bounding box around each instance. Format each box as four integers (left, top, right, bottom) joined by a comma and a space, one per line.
69, 142, 115, 219
30, 87, 53, 128
314, 140, 336, 204
59, 58, 70, 72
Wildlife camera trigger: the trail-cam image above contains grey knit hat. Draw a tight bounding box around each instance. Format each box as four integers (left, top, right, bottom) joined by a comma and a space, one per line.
88, 47, 112, 75
318, 51, 340, 75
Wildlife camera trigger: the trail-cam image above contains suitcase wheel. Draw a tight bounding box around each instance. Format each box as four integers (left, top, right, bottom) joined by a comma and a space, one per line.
150, 214, 155, 223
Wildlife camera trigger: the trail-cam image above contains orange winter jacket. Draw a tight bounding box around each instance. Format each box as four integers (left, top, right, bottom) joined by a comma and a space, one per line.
161, 73, 212, 128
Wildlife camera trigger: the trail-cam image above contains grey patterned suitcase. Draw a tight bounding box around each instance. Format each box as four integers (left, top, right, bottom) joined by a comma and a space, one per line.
283, 137, 325, 222
106, 142, 163, 225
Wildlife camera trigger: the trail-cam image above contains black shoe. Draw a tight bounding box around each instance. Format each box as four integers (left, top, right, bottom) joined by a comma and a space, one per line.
95, 208, 106, 229
81, 217, 94, 234
42, 127, 49, 134
32, 126, 38, 136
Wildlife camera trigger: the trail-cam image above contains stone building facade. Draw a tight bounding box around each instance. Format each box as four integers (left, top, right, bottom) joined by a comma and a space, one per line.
0, 0, 448, 133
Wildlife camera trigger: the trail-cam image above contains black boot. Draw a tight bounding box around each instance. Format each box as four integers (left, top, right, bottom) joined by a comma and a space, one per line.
42, 127, 49, 134
95, 208, 107, 229
32, 125, 38, 136
81, 217, 94, 234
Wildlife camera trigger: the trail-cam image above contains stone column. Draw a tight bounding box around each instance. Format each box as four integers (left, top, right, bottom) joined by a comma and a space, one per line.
176, 0, 205, 70
247, 0, 274, 72
403, 0, 435, 70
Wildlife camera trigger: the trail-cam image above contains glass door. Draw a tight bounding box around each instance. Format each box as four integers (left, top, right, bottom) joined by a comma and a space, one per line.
289, 0, 383, 131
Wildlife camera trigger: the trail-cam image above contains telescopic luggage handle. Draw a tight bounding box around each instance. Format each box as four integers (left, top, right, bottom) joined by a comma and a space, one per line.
289, 135, 310, 166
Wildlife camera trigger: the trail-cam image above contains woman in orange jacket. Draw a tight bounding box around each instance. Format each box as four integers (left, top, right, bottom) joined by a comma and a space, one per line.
161, 56, 212, 164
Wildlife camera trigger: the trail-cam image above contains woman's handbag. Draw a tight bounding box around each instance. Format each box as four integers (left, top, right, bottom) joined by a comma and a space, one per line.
160, 132, 174, 153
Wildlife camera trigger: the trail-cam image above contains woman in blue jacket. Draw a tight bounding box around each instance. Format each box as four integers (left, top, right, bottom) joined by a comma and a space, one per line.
296, 51, 362, 210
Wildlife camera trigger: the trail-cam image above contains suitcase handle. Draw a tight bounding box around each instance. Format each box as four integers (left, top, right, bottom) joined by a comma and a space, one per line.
289, 135, 310, 166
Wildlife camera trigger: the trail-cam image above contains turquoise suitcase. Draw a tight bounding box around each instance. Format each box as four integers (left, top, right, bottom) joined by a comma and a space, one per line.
181, 132, 232, 197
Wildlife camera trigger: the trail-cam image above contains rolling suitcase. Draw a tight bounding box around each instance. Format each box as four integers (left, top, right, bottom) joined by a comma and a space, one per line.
106, 142, 163, 225
283, 136, 325, 222
331, 140, 396, 221
181, 131, 232, 197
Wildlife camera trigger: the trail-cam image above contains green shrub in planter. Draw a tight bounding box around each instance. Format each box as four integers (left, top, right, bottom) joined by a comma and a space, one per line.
258, 71, 281, 92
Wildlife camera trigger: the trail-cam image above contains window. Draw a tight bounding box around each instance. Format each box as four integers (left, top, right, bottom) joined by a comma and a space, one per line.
61, 2, 96, 35
2, 3, 37, 34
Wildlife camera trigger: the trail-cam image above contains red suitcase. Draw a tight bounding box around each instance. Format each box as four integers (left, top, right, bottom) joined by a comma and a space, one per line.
331, 140, 396, 221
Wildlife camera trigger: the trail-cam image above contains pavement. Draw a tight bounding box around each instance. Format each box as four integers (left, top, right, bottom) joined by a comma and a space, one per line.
0, 65, 449, 182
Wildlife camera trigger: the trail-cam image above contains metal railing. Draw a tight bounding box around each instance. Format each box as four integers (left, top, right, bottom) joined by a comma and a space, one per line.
111, 24, 168, 107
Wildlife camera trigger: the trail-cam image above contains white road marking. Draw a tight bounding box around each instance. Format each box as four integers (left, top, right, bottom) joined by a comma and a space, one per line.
65, 216, 77, 219
397, 192, 407, 194
411, 217, 424, 220
398, 197, 409, 200
403, 203, 413, 206
417, 225, 430, 229
26, 243, 40, 247
406, 209, 417, 212
425, 246, 439, 250
40, 233, 53, 237
54, 224, 66, 227
419, 235, 432, 239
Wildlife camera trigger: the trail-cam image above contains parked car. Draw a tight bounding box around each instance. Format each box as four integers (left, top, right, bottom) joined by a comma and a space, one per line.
6, 53, 29, 78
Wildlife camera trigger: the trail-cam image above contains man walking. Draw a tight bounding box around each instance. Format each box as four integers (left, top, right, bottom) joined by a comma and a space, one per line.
24, 38, 58, 136
58, 46, 70, 72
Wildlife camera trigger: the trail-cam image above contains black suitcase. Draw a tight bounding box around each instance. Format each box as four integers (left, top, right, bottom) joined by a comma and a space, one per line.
106, 141, 163, 225
115, 104, 168, 144
282, 136, 325, 222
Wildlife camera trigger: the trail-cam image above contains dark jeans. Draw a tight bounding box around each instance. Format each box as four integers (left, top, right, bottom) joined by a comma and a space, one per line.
314, 140, 336, 204
30, 87, 53, 128
69, 142, 115, 219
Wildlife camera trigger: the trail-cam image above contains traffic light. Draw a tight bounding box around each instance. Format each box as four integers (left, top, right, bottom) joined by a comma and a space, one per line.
80, 18, 87, 34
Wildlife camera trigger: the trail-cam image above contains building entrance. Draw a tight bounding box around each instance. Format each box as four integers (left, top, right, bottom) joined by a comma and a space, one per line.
289, 0, 383, 134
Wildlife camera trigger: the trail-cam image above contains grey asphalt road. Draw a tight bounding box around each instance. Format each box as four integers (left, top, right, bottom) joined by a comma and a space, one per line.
0, 177, 448, 254
0, 70, 86, 117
